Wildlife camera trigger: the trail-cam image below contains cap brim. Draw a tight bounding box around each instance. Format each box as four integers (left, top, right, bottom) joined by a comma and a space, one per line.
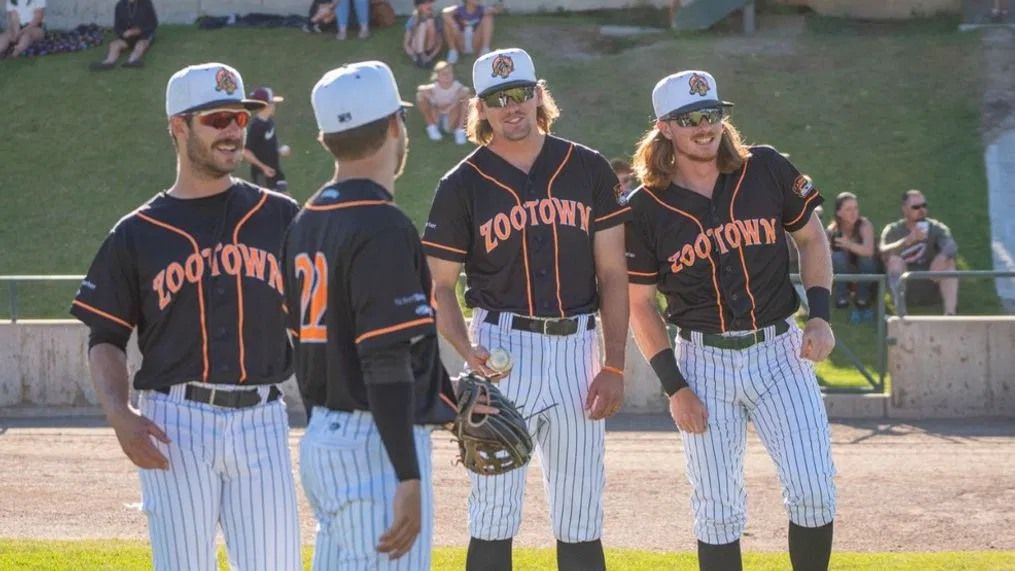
400, 99, 415, 108
477, 80, 537, 99
660, 99, 733, 120
177, 98, 267, 115
271, 96, 285, 103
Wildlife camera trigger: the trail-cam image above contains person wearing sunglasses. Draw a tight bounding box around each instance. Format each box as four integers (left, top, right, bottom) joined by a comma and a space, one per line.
423, 47, 630, 571
285, 61, 459, 569
71, 62, 302, 570
626, 70, 836, 571
879, 189, 959, 315
0, 0, 46, 58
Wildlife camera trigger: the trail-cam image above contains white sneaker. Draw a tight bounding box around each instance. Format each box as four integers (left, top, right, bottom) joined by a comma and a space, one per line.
426, 124, 442, 141
454, 128, 467, 145
446, 49, 459, 64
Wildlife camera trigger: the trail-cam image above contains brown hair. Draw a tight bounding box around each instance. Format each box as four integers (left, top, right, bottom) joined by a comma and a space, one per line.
319, 115, 392, 161
632, 120, 750, 190
466, 80, 560, 146
610, 158, 632, 174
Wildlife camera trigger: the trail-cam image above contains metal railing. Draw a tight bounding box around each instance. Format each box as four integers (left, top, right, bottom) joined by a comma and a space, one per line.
0, 275, 84, 323
897, 270, 1015, 317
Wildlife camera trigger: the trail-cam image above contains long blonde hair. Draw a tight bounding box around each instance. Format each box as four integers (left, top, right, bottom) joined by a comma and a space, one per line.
466, 80, 560, 146
632, 120, 750, 190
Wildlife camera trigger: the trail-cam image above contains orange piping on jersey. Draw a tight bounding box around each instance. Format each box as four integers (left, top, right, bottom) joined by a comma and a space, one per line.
136, 212, 211, 381
594, 206, 632, 223
464, 160, 535, 316
785, 192, 820, 228
642, 189, 727, 332
355, 317, 435, 345
627, 270, 658, 278
421, 240, 468, 255
728, 162, 758, 330
232, 191, 268, 382
546, 144, 574, 318
72, 300, 133, 330
304, 199, 392, 211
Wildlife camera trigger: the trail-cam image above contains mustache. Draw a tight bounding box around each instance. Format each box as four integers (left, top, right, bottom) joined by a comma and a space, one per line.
213, 138, 243, 148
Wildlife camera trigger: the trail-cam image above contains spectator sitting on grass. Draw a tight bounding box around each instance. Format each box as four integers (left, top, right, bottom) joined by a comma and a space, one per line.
441, 0, 498, 64
827, 192, 878, 323
416, 61, 470, 145
0, 0, 46, 58
404, 0, 442, 69
334, 0, 369, 40
90, 0, 157, 70
303, 0, 337, 33
879, 189, 959, 316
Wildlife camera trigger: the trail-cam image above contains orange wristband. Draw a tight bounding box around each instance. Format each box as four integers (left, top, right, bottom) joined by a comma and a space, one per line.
602, 365, 624, 377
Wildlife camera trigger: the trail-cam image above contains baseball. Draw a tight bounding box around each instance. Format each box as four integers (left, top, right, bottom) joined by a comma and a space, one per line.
279, 144, 291, 157
487, 348, 512, 373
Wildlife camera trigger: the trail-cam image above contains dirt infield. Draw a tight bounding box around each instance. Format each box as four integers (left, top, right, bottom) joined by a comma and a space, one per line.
1, 415, 1013, 553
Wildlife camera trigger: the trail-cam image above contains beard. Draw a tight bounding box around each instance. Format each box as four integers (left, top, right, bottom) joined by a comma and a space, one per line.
186, 129, 242, 179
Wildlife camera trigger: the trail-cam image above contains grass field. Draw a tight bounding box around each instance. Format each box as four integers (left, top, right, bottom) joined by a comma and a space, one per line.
1, 541, 1013, 570
0, 9, 998, 388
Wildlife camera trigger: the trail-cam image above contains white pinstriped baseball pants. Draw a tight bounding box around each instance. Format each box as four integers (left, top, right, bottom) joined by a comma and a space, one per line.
138, 388, 301, 571
676, 320, 837, 545
300, 408, 434, 571
467, 308, 605, 543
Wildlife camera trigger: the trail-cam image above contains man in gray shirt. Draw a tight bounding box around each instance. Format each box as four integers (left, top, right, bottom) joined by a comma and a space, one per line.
880, 189, 958, 315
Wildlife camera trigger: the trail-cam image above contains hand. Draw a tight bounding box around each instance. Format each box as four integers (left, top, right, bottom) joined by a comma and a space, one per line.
465, 344, 500, 379
585, 368, 624, 420
124, 27, 141, 38
377, 479, 421, 559
278, 145, 291, 157
832, 236, 847, 250
108, 407, 171, 470
261, 165, 277, 178
669, 387, 708, 433
907, 227, 927, 244
800, 318, 835, 362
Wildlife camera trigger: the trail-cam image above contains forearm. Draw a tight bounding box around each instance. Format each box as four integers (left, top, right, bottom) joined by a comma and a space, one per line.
629, 298, 670, 359
798, 237, 833, 290
242, 150, 266, 170
597, 272, 629, 368
434, 285, 472, 358
879, 237, 909, 256
88, 344, 132, 419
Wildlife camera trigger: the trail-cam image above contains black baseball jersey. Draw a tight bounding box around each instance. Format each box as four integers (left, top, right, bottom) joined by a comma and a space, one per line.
625, 145, 824, 333
282, 179, 457, 425
422, 135, 631, 317
246, 116, 284, 182
70, 182, 299, 389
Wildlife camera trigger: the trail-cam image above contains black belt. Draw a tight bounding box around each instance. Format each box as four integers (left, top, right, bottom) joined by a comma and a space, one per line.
679, 320, 790, 350
154, 384, 281, 409
484, 311, 595, 336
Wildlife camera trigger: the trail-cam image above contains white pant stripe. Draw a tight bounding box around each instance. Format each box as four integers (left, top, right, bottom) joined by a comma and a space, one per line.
676, 323, 836, 545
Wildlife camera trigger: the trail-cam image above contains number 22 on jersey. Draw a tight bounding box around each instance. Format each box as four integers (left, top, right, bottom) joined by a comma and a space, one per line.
294, 252, 328, 343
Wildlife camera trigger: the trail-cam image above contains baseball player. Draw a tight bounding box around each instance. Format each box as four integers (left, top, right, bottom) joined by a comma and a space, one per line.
70, 63, 301, 570
625, 70, 836, 571
422, 48, 630, 571
243, 86, 290, 194
284, 61, 459, 570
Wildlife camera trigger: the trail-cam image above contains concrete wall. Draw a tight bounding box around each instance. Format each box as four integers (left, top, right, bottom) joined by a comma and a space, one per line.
0, 320, 666, 418
44, 0, 674, 30
773, 0, 959, 18
887, 316, 1015, 418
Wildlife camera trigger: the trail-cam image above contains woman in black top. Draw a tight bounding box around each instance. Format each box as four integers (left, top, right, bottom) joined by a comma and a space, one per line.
90, 0, 157, 70
826, 191, 878, 322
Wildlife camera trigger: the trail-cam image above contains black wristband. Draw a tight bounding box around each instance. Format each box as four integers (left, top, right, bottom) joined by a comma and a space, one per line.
806, 286, 831, 322
649, 349, 689, 397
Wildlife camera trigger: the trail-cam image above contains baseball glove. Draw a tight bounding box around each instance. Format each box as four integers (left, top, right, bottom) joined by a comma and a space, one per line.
451, 372, 533, 476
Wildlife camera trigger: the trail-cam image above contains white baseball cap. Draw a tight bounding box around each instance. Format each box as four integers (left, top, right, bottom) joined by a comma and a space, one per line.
472, 48, 538, 99
312, 61, 411, 134
652, 70, 733, 121
165, 62, 265, 117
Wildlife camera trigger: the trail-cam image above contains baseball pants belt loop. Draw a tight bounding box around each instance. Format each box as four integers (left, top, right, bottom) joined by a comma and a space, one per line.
154, 384, 282, 408
483, 310, 596, 336
679, 320, 790, 350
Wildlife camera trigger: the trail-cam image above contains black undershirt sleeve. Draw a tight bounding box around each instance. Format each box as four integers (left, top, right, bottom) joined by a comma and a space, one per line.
359, 341, 420, 482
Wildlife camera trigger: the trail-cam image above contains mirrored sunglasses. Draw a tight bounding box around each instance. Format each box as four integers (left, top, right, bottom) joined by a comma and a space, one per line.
482, 86, 536, 109
665, 107, 725, 128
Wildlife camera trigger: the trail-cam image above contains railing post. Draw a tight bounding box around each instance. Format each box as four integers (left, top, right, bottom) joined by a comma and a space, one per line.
876, 275, 886, 392
8, 281, 17, 324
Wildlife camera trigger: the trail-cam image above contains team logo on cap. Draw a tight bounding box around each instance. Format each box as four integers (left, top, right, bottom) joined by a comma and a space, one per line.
688, 73, 710, 97
215, 68, 239, 95
491, 54, 515, 79
792, 174, 815, 198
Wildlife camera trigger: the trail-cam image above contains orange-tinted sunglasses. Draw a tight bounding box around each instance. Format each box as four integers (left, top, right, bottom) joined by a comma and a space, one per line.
185, 109, 252, 129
